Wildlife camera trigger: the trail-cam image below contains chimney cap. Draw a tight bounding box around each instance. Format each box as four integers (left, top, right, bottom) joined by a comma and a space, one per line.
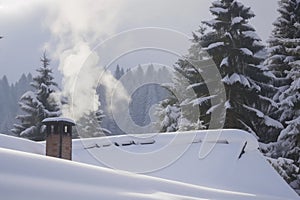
42, 117, 76, 126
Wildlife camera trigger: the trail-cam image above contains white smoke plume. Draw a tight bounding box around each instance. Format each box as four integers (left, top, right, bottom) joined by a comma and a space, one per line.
44, 0, 127, 120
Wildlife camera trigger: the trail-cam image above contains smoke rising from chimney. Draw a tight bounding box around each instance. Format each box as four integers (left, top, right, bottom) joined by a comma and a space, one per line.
45, 0, 126, 120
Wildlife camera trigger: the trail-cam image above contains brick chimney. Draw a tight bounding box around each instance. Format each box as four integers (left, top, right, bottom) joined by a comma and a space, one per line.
42, 117, 75, 160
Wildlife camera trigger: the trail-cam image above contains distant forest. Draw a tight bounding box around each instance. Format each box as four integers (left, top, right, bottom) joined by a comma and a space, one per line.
0, 74, 33, 135
0, 65, 170, 136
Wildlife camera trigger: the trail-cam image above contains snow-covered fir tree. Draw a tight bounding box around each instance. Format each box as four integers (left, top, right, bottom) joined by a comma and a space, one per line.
261, 0, 300, 194
275, 59, 300, 193
12, 52, 61, 141
266, 0, 300, 124
179, 27, 220, 130
266, 156, 299, 194
201, 0, 281, 141
156, 99, 180, 132
264, 0, 300, 143
276, 7, 300, 158
265, 0, 300, 102
76, 109, 111, 138
260, 0, 300, 194
157, 27, 221, 132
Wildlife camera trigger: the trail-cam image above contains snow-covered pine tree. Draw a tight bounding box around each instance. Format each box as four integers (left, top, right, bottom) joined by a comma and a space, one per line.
12, 90, 44, 140
12, 52, 61, 141
201, 0, 281, 141
263, 59, 300, 193
156, 98, 180, 132
265, 0, 300, 101
276, 59, 300, 194
266, 156, 299, 193
176, 27, 219, 130
266, 0, 300, 124
77, 109, 111, 138
261, 0, 300, 194
157, 27, 219, 132
31, 53, 61, 115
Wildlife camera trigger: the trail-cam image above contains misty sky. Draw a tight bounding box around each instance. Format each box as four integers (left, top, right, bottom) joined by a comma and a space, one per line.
0, 0, 278, 83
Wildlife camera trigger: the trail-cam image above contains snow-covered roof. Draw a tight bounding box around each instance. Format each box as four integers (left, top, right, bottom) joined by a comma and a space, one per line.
0, 147, 285, 200
71, 129, 298, 199
42, 117, 76, 125
0, 133, 44, 155
0, 130, 299, 199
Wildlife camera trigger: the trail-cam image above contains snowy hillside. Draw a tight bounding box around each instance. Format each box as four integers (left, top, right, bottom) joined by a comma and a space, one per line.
0, 130, 299, 199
